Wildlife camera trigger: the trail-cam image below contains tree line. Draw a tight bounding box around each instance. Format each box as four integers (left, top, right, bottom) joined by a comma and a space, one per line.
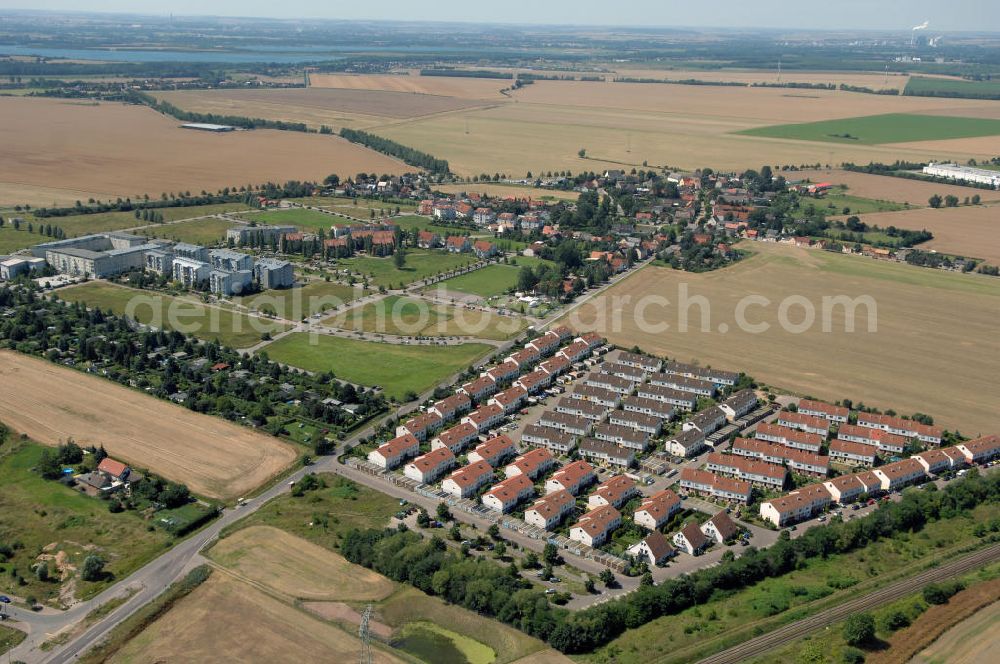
339, 128, 450, 174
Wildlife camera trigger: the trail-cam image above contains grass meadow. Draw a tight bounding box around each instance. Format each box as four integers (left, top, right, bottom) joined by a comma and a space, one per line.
260, 333, 491, 398
58, 281, 288, 348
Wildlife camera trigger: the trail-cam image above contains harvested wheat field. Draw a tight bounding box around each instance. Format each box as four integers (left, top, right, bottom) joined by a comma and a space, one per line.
377, 97, 997, 177
0, 351, 297, 500
831, 205, 1000, 265
794, 168, 1000, 204
209, 526, 394, 601
878, 579, 1000, 664
309, 72, 510, 99
509, 79, 989, 123
154, 87, 494, 130
0, 96, 407, 207
107, 573, 403, 664
560, 243, 1000, 435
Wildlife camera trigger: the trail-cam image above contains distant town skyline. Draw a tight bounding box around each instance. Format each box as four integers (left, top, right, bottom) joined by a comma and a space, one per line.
0, 0, 997, 32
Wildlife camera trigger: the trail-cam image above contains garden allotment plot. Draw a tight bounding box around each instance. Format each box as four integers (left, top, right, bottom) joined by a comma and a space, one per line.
740, 113, 1000, 145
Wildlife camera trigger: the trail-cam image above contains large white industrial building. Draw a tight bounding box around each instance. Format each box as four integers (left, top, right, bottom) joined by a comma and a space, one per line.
922, 162, 1000, 188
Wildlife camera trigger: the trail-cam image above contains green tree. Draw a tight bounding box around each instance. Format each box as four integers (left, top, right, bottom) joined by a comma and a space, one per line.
542, 542, 559, 565
842, 612, 876, 647
436, 502, 452, 522
944, 195, 959, 208
928, 194, 943, 209
393, 247, 406, 269
599, 568, 616, 587
578, 148, 587, 158
81, 555, 106, 582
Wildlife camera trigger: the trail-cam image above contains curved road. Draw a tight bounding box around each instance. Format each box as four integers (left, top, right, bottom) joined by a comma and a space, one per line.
694, 542, 1000, 664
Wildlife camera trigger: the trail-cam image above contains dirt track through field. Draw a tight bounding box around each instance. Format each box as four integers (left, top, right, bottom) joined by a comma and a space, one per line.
0, 351, 297, 500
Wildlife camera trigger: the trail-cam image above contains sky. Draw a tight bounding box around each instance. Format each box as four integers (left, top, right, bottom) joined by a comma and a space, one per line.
0, 0, 997, 31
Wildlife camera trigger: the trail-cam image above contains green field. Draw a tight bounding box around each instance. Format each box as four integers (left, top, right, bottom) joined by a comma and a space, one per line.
338, 249, 478, 288
139, 218, 235, 246
58, 281, 288, 348
392, 214, 474, 237
820, 192, 908, 215
243, 207, 342, 232
581, 502, 1000, 664
0, 227, 39, 253
905, 75, 1000, 99
393, 621, 496, 664
236, 281, 366, 321
260, 333, 491, 399
740, 113, 1000, 144
0, 438, 173, 607
331, 294, 526, 340
432, 257, 553, 298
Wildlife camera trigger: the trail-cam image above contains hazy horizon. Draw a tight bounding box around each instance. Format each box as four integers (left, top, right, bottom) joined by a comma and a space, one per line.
0, 1, 998, 33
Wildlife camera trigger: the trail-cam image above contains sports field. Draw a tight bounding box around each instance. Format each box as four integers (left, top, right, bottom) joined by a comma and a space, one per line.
330, 294, 526, 340
561, 242, 1000, 435
59, 281, 289, 348
261, 333, 492, 399
338, 249, 479, 288
0, 97, 407, 207
829, 205, 1000, 265
107, 573, 403, 664
740, 113, 1000, 144
0, 351, 298, 500
208, 526, 394, 601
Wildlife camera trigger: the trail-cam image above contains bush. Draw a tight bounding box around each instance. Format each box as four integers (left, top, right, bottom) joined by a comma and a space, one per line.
923, 580, 964, 605
879, 609, 910, 633
841, 646, 866, 663
843, 613, 876, 647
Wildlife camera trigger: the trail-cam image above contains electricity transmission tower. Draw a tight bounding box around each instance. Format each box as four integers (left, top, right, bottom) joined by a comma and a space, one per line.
359, 603, 374, 664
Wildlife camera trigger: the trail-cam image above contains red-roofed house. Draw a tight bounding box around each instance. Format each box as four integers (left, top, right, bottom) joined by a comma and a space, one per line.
482, 474, 534, 512
828, 439, 877, 467
489, 385, 528, 414
570, 505, 622, 547
873, 458, 926, 492
473, 240, 497, 258
462, 403, 505, 432
524, 489, 575, 530
467, 435, 517, 467
587, 475, 639, 509
504, 448, 556, 480
544, 460, 596, 495
428, 393, 472, 422
777, 411, 831, 436
368, 433, 420, 470
403, 447, 455, 484
797, 399, 849, 423
958, 434, 1000, 464
430, 422, 480, 454
442, 461, 494, 498
97, 458, 130, 482
445, 236, 471, 253
397, 412, 443, 441
458, 375, 497, 402
633, 489, 682, 531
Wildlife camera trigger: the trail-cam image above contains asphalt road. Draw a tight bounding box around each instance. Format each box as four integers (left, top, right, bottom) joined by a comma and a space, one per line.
694, 542, 1000, 664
